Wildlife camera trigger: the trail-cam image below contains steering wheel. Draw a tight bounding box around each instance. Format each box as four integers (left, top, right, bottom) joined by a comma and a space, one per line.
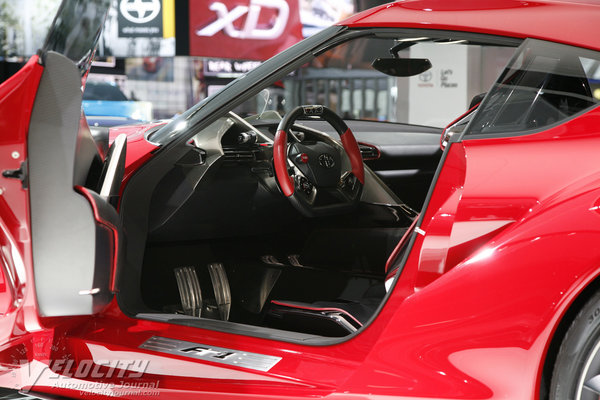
273, 105, 364, 217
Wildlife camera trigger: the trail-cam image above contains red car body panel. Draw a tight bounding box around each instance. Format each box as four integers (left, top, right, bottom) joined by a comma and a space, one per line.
108, 123, 162, 198
1, 1, 600, 399
14, 107, 600, 400
342, 0, 600, 51
350, 107, 600, 399
0, 56, 44, 346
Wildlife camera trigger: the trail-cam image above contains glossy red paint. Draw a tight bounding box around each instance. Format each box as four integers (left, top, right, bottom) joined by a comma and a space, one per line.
9, 111, 600, 398
5, 2, 600, 400
366, 105, 600, 398
20, 304, 366, 398
342, 0, 600, 51
108, 123, 162, 178
0, 56, 44, 347
108, 123, 161, 205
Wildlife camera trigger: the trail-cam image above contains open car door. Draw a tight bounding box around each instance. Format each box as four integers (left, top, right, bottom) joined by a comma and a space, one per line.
0, 0, 114, 353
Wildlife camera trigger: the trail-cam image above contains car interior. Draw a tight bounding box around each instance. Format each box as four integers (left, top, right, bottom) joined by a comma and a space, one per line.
70, 32, 521, 340
134, 113, 428, 337
112, 34, 523, 340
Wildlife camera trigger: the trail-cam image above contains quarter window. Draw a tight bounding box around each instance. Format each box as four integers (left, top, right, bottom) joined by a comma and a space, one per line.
466, 39, 600, 136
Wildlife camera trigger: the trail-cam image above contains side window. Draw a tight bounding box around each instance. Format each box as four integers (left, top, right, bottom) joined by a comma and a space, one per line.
466, 39, 600, 136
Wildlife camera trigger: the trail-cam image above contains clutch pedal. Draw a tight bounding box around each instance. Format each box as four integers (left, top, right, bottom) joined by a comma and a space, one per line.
174, 266, 202, 317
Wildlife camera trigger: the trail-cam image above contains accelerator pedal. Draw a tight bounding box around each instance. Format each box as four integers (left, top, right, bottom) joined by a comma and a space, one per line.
208, 263, 231, 321
174, 266, 202, 317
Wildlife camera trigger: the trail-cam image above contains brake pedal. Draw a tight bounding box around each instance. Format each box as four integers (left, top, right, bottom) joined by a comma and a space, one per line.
174, 266, 202, 317
207, 263, 231, 321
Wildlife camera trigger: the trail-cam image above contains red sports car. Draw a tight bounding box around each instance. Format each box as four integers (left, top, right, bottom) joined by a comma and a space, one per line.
1, 0, 600, 399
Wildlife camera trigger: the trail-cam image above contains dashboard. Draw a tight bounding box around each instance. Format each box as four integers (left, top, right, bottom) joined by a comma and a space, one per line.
145, 111, 440, 242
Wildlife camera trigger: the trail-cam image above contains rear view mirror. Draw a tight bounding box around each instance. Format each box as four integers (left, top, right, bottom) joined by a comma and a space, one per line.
371, 58, 432, 77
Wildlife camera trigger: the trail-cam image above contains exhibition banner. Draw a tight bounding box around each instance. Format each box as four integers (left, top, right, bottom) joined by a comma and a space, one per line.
101, 0, 176, 57
189, 0, 303, 60
117, 0, 164, 38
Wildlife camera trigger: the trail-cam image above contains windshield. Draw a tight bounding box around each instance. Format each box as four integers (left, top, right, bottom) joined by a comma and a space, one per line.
149, 26, 344, 146
149, 27, 519, 146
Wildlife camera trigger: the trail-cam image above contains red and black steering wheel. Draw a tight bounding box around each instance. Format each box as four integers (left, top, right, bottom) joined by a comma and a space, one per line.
273, 105, 365, 217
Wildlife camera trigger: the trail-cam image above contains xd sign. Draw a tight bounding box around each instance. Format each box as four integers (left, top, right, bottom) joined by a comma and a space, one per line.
196, 0, 289, 40
189, 0, 302, 60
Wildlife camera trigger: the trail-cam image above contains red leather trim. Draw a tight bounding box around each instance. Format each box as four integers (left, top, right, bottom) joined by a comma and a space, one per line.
74, 186, 119, 292
271, 300, 363, 327
386, 267, 399, 281
385, 216, 419, 274
357, 141, 381, 160
273, 129, 294, 197
340, 128, 365, 184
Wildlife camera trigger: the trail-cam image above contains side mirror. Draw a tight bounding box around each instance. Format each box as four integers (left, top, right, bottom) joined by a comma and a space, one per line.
441, 107, 477, 150
440, 125, 463, 150
371, 58, 432, 77
440, 93, 486, 150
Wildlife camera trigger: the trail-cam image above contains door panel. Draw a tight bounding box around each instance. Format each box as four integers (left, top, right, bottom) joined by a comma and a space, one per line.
363, 136, 442, 210
27, 51, 115, 316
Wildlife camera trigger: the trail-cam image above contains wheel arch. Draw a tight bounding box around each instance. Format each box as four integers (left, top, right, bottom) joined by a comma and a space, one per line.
540, 269, 600, 399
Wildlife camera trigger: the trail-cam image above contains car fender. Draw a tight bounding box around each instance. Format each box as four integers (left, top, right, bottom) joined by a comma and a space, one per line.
341, 161, 600, 399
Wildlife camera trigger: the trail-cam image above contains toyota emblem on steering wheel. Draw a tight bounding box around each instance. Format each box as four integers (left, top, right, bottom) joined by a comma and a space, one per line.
318, 153, 335, 169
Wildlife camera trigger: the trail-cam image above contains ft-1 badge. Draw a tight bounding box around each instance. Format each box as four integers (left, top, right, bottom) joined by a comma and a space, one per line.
140, 336, 282, 372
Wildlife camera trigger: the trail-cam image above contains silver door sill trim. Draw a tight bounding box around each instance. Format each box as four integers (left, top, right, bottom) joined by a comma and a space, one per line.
139, 336, 282, 372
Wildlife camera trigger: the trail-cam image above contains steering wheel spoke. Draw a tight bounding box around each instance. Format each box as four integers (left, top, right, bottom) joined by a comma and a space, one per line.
292, 173, 318, 205
337, 171, 362, 200
273, 105, 364, 217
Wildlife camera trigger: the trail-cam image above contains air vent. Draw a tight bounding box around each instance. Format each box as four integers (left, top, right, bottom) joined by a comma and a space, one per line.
223, 148, 258, 162
359, 143, 380, 160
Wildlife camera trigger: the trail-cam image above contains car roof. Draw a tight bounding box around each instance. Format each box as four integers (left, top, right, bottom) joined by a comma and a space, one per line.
341, 0, 600, 51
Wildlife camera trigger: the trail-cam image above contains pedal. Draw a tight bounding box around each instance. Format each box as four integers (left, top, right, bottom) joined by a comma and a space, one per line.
287, 254, 308, 267
207, 263, 231, 321
261, 255, 285, 266
174, 267, 202, 317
